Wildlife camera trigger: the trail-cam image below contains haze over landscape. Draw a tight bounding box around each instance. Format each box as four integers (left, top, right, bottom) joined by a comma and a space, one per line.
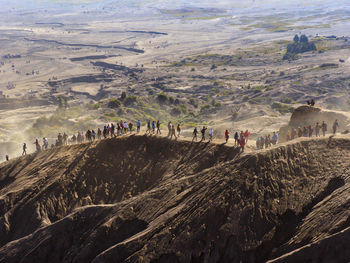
1, 0, 350, 262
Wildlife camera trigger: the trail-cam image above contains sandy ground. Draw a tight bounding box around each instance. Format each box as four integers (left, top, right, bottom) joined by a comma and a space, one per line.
1, 1, 350, 161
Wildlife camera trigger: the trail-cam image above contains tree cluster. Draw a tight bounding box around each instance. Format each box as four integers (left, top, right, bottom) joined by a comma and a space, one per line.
283, 34, 316, 60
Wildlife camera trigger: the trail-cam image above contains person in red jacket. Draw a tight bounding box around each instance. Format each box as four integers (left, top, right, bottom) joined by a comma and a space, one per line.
239, 133, 246, 152
244, 129, 250, 143
225, 130, 229, 144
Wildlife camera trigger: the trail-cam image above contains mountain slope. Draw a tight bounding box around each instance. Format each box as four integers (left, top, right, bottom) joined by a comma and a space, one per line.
1, 135, 350, 262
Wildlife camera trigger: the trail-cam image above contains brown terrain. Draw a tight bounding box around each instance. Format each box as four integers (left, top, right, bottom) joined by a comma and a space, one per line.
1, 1, 350, 262
1, 1, 350, 159
1, 119, 350, 262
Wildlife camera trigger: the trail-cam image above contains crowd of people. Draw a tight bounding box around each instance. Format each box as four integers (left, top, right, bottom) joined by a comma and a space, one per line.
192, 128, 251, 152
256, 132, 279, 150
17, 120, 256, 158
286, 119, 339, 141
6, 118, 340, 161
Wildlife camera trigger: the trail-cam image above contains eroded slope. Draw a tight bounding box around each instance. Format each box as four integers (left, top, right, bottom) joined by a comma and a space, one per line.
0, 136, 350, 262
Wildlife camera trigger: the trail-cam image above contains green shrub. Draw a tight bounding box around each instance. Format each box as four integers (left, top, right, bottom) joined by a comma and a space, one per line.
252, 86, 264, 93
87, 102, 101, 110
108, 99, 121, 108
200, 104, 212, 113
283, 52, 299, 60
281, 97, 295, 104
271, 102, 294, 113
120, 91, 127, 100
189, 98, 198, 108
157, 92, 169, 104
319, 63, 339, 69
283, 35, 316, 60
179, 103, 187, 114
171, 106, 182, 116
124, 95, 137, 106
211, 99, 221, 107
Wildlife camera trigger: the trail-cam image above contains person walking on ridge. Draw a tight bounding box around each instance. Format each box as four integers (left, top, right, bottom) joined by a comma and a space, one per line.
117, 123, 121, 136
192, 127, 198, 141
272, 132, 278, 145
321, 121, 327, 136
156, 120, 161, 135
120, 121, 124, 134
22, 143, 27, 155
57, 133, 63, 146
315, 122, 320, 137
63, 133, 68, 145
286, 131, 291, 141
129, 122, 133, 134
302, 126, 308, 137
123, 121, 128, 133
308, 125, 313, 137
225, 130, 229, 144
136, 120, 141, 133
170, 124, 177, 140
239, 132, 245, 152
86, 130, 92, 142
103, 126, 107, 139
234, 131, 239, 146
256, 137, 261, 150
152, 121, 156, 134
201, 126, 207, 141
244, 130, 250, 144
177, 124, 181, 137
106, 124, 110, 136
97, 128, 102, 139
111, 124, 115, 137
146, 120, 151, 134
43, 137, 48, 149
209, 128, 213, 141
333, 119, 339, 135
167, 121, 172, 137
34, 139, 41, 152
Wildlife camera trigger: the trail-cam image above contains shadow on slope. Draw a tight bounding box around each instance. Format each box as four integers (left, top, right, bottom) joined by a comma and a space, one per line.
0, 136, 239, 247
1, 136, 350, 262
